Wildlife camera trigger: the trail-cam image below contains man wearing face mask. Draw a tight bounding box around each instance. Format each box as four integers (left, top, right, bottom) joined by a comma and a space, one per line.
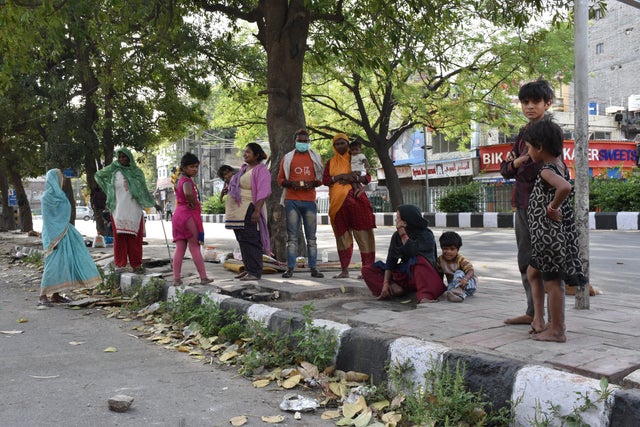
278, 129, 325, 278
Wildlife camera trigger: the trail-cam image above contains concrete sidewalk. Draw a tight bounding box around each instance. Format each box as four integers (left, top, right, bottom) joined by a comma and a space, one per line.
7, 225, 640, 425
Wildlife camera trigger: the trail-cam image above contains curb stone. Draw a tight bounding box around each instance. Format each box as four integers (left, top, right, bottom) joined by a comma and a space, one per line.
141, 277, 640, 425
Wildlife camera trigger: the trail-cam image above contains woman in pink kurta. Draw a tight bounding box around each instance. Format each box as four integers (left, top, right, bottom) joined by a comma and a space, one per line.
172, 153, 212, 286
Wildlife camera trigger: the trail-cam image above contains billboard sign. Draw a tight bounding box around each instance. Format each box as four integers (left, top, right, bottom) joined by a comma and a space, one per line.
479, 140, 637, 178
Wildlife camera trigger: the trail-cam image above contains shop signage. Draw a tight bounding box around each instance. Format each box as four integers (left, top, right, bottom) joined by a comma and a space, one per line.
411, 159, 473, 180
479, 141, 637, 177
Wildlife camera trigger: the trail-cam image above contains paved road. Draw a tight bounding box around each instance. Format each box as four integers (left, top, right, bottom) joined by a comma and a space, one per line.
11, 219, 639, 424
0, 252, 333, 426
69, 219, 640, 297
27, 219, 640, 383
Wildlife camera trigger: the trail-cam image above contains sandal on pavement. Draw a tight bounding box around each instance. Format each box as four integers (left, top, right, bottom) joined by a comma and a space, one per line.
38, 296, 53, 307
310, 269, 324, 278
234, 271, 248, 279
50, 293, 72, 304
282, 269, 294, 278
200, 278, 214, 285
239, 274, 260, 281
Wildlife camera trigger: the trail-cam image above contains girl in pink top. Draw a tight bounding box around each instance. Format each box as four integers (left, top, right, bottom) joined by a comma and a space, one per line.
172, 153, 213, 286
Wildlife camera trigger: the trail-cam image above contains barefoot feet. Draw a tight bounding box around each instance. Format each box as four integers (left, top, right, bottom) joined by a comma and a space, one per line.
530, 329, 566, 342
504, 314, 533, 325
332, 271, 349, 279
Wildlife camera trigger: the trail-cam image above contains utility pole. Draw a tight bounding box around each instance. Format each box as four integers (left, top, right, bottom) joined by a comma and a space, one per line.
422, 127, 432, 213
574, 0, 590, 309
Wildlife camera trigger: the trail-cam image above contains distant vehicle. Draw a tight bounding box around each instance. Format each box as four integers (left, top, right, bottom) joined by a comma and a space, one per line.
76, 206, 94, 221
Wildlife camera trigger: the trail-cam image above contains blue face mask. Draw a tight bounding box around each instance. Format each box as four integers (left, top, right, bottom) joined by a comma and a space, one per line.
295, 142, 310, 153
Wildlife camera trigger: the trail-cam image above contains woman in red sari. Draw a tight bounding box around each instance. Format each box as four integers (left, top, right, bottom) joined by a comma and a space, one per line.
322, 133, 376, 278
362, 204, 446, 304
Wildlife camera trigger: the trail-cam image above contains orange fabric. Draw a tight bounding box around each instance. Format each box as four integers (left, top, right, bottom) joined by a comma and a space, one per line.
281, 153, 317, 202
328, 146, 352, 221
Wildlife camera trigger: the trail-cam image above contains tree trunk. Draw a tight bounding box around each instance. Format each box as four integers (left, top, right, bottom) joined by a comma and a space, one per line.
262, 0, 310, 262
62, 177, 76, 225
0, 165, 15, 231
7, 167, 33, 232
377, 153, 404, 211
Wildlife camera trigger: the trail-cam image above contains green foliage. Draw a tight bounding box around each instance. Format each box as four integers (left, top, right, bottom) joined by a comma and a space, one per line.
163, 294, 338, 376
239, 303, 338, 376
589, 171, 640, 211
387, 359, 515, 426
22, 251, 43, 268
95, 265, 120, 294
239, 320, 297, 375
527, 377, 613, 426
127, 277, 163, 311
218, 322, 244, 343
163, 292, 237, 337
202, 194, 226, 214
293, 304, 338, 368
436, 182, 482, 212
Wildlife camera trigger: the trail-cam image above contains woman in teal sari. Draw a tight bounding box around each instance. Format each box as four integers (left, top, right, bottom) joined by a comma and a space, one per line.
39, 169, 102, 307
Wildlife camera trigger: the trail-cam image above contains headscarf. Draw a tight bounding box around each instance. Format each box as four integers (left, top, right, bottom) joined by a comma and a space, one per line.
41, 169, 70, 256
385, 204, 437, 270
327, 133, 352, 221
95, 147, 156, 211
397, 204, 430, 233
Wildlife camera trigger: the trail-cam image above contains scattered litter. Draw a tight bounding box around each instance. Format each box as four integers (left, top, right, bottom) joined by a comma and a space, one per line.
279, 393, 319, 412
92, 235, 105, 248
230, 415, 248, 426
1, 330, 24, 335
30, 375, 60, 379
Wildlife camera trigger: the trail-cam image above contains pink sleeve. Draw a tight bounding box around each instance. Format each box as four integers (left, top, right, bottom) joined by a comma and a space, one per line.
252, 164, 272, 202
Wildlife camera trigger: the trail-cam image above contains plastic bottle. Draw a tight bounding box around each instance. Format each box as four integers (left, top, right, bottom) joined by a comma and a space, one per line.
321, 250, 329, 263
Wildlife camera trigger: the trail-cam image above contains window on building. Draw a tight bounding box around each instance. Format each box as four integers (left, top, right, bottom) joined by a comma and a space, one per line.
595, 43, 604, 55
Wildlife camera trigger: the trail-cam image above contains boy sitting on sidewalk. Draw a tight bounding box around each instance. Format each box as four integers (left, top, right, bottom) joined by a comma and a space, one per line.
436, 231, 478, 302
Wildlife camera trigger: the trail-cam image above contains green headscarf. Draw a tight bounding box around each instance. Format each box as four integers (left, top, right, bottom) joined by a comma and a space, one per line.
95, 147, 156, 212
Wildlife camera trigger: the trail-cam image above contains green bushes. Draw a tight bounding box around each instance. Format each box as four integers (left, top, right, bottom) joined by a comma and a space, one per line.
436, 182, 481, 213
589, 170, 640, 211
387, 359, 514, 426
162, 293, 337, 375
201, 194, 225, 214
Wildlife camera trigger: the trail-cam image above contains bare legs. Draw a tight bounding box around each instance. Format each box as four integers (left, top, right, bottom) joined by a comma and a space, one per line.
527, 266, 566, 342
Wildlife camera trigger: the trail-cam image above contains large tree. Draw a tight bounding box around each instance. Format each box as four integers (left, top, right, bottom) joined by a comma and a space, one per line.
0, 0, 219, 231
304, 14, 576, 209
193, 0, 347, 259
192, 0, 584, 260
